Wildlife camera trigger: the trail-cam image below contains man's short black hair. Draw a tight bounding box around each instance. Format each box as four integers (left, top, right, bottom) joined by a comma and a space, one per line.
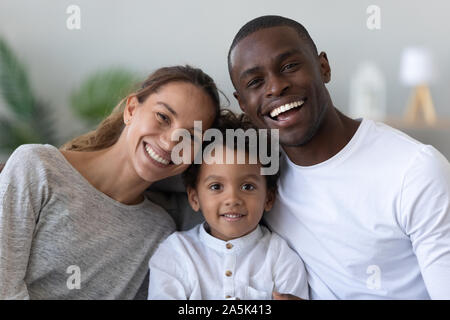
227, 15, 318, 82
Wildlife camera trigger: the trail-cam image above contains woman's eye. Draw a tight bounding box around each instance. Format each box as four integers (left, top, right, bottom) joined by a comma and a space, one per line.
209, 184, 222, 191
157, 112, 170, 124
241, 183, 255, 191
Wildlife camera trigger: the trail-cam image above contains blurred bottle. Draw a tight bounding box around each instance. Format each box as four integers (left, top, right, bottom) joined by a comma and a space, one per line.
349, 61, 386, 121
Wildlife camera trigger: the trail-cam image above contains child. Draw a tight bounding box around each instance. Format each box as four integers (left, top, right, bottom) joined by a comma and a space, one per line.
148, 111, 309, 300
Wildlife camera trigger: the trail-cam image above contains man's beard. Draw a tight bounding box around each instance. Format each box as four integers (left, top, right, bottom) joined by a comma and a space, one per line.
280, 102, 328, 148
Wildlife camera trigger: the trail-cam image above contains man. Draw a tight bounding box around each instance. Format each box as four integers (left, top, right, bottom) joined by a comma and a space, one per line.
228, 15, 450, 299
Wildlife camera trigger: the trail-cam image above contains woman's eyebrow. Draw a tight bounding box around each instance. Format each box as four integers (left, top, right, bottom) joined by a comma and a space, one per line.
157, 101, 177, 116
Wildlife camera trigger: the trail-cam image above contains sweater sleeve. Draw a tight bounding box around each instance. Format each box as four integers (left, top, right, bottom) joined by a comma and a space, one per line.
0, 145, 48, 299
399, 145, 450, 299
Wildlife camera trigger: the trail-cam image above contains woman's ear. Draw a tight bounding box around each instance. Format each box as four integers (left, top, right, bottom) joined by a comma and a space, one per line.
264, 190, 276, 212
187, 187, 200, 212
124, 95, 139, 123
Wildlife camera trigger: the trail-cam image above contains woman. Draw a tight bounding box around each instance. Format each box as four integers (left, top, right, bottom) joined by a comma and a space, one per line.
0, 65, 220, 299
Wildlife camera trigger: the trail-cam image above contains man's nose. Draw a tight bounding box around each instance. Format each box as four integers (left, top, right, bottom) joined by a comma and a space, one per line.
265, 73, 290, 98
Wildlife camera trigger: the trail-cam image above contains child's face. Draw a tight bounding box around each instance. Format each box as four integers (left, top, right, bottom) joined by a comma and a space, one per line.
187, 148, 275, 241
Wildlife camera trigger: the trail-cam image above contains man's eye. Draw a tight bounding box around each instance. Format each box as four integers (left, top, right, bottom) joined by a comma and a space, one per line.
209, 184, 222, 191
241, 183, 255, 191
247, 78, 262, 88
157, 112, 170, 124
282, 63, 299, 72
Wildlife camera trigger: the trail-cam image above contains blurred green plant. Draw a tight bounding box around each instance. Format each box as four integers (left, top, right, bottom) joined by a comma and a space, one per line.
70, 68, 139, 127
0, 38, 57, 153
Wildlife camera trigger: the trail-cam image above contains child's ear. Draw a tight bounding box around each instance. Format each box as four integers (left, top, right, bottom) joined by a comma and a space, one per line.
187, 187, 200, 212
264, 190, 276, 212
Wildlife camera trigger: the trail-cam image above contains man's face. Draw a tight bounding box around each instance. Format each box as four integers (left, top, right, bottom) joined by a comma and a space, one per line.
230, 26, 331, 147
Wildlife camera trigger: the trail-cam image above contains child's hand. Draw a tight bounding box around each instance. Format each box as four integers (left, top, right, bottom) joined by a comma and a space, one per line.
272, 291, 303, 300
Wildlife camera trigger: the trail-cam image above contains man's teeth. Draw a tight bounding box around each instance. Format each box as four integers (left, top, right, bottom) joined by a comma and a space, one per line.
145, 144, 169, 165
270, 100, 304, 118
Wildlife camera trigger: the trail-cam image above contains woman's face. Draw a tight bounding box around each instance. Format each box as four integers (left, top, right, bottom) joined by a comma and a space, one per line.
123, 81, 216, 183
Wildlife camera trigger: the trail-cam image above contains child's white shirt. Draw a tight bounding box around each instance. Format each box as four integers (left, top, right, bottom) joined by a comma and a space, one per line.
148, 223, 309, 300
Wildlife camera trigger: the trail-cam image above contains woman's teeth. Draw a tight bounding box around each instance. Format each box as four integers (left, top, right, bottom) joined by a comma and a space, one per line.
145, 144, 169, 165
270, 100, 304, 118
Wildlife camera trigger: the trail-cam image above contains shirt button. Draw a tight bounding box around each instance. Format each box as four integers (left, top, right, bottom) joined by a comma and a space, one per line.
226, 243, 233, 249
225, 270, 232, 277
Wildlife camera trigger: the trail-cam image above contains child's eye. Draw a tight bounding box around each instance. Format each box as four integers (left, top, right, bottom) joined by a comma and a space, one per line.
209, 183, 222, 191
241, 183, 255, 191
157, 112, 170, 124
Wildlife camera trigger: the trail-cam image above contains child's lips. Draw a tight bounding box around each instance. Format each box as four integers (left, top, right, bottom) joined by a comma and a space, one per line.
220, 212, 246, 222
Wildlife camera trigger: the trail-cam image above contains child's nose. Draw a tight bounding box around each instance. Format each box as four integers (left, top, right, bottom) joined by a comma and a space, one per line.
224, 190, 243, 207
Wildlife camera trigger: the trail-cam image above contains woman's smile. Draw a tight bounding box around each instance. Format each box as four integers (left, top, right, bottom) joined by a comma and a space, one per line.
143, 141, 170, 167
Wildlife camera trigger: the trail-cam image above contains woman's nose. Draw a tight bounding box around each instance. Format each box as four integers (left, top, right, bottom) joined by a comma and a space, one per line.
159, 131, 178, 153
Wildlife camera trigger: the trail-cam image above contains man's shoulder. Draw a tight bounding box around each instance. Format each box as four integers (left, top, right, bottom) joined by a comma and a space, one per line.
367, 120, 449, 169
363, 120, 425, 153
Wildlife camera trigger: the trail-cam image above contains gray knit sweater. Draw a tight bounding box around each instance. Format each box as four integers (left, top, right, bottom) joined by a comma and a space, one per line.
0, 144, 175, 299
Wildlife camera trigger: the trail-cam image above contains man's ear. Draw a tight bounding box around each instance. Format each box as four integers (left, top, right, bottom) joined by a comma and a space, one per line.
264, 189, 276, 212
233, 91, 248, 113
187, 187, 200, 212
318, 52, 331, 83
123, 95, 139, 123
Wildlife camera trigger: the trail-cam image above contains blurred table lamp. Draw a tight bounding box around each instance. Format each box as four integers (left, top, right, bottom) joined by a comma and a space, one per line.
400, 47, 436, 125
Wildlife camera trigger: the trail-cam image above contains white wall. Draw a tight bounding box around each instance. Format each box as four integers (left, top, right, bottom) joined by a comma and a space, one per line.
1, 0, 449, 144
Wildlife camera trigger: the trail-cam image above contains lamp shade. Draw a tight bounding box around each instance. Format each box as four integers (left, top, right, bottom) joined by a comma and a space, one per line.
400, 47, 433, 86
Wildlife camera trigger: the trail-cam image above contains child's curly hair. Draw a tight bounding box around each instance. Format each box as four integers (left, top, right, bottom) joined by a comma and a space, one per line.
182, 109, 280, 192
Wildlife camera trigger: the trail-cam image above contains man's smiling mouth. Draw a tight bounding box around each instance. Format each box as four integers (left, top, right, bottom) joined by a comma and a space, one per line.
267, 99, 306, 121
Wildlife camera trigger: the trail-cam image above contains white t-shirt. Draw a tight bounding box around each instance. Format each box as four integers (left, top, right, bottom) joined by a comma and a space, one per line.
265, 119, 450, 299
148, 223, 309, 300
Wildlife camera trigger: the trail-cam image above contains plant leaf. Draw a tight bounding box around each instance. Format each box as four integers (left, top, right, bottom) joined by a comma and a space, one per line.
70, 68, 139, 126
0, 118, 40, 153
0, 38, 35, 120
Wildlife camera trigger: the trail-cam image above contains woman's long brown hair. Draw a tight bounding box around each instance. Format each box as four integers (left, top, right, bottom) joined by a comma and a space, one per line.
61, 65, 221, 151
